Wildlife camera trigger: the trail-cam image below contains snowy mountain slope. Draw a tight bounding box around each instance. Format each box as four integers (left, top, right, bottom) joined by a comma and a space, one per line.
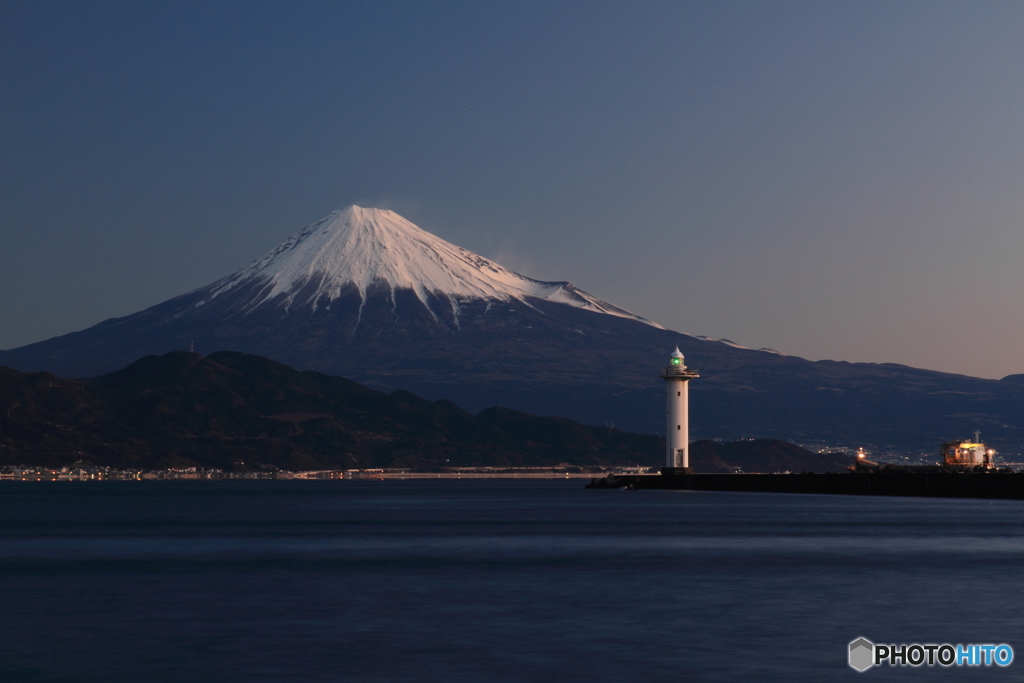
192, 205, 662, 329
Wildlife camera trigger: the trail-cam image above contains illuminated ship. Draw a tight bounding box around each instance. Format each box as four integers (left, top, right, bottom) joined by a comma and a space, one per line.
940, 431, 995, 470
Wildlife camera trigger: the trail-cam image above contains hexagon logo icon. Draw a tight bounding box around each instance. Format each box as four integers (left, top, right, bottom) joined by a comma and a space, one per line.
849, 637, 874, 672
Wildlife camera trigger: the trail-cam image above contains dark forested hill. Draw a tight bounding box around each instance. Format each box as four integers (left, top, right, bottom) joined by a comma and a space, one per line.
0, 351, 663, 471
0, 351, 852, 473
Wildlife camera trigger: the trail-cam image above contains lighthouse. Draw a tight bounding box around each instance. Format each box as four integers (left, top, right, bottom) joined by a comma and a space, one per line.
659, 347, 699, 470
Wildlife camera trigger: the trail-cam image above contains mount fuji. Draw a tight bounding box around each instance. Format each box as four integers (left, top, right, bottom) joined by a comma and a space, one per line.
3, 205, 1024, 452
200, 205, 662, 330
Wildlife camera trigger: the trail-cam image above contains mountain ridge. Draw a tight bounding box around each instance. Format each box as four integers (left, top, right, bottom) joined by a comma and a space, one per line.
0, 350, 852, 473
1, 206, 1022, 453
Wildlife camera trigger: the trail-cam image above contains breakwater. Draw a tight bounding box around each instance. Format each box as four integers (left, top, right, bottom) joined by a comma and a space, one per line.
588, 469, 1024, 500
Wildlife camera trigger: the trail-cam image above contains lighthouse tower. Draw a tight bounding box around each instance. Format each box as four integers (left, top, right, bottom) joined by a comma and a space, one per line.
659, 347, 699, 470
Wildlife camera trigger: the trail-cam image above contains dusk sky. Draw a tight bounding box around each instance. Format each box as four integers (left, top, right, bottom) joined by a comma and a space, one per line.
2, 1, 1023, 379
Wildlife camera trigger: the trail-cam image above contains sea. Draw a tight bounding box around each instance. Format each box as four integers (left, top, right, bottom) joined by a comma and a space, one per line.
1, 479, 1021, 682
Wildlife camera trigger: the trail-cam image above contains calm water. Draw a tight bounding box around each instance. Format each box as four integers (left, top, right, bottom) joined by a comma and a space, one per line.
1, 480, 1022, 682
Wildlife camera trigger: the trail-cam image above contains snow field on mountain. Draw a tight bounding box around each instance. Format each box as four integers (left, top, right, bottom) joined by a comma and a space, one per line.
199, 205, 663, 328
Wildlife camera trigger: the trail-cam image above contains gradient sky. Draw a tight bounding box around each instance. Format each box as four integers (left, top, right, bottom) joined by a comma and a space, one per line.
3, 1, 1023, 379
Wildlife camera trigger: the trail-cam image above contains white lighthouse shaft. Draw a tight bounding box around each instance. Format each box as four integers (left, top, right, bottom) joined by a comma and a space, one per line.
659, 347, 699, 470
666, 378, 690, 468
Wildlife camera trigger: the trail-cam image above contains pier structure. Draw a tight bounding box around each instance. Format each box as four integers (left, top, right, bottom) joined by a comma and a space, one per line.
659, 347, 699, 470
587, 350, 1024, 499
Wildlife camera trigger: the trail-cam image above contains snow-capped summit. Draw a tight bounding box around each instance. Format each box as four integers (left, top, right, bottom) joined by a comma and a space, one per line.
197, 205, 662, 328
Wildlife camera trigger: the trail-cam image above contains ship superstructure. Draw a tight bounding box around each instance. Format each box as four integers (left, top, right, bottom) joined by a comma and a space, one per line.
941, 432, 995, 470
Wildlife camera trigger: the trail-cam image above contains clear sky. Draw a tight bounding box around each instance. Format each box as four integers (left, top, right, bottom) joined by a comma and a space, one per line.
2, 0, 1023, 379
